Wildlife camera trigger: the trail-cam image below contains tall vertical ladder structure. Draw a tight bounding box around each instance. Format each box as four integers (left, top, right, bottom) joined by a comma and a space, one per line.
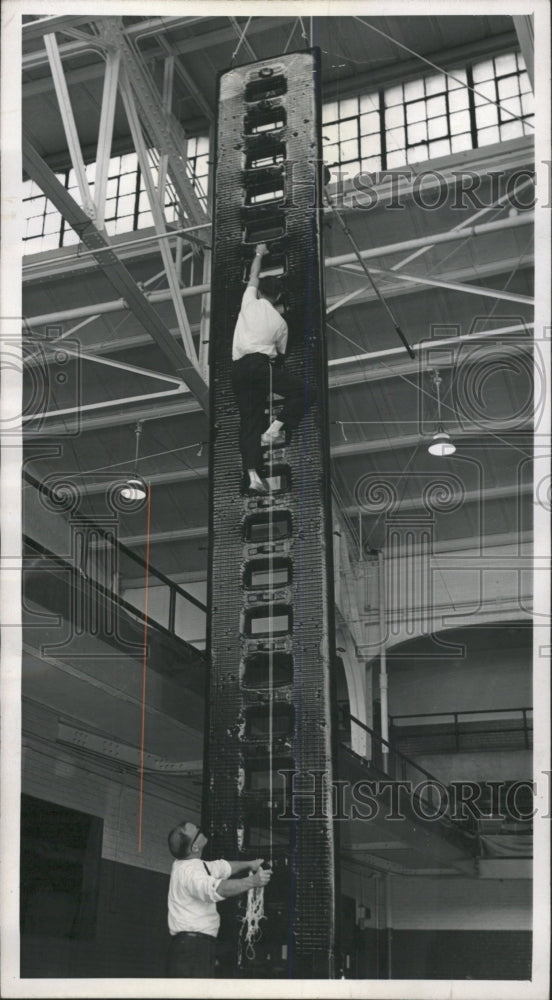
205, 49, 340, 978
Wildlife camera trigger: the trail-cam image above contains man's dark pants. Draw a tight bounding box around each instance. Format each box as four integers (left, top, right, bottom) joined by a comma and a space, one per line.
166, 930, 217, 977
231, 352, 315, 473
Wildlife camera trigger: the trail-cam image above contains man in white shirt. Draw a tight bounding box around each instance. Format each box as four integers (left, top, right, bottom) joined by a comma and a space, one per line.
166, 820, 271, 977
231, 243, 315, 493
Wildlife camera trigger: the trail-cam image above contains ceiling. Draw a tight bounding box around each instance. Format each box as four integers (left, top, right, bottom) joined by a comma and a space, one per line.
20, 15, 535, 759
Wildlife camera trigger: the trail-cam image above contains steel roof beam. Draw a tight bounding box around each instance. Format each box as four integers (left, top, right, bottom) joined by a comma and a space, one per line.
23, 321, 532, 437
22, 15, 97, 41
97, 17, 207, 228
22, 136, 208, 412
43, 32, 96, 220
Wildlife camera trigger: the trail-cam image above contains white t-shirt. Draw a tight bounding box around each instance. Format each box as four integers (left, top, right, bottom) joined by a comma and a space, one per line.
232, 285, 288, 361
167, 858, 232, 938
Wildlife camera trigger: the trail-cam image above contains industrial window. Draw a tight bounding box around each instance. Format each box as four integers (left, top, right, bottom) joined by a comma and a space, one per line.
322, 92, 382, 177
23, 137, 210, 251
322, 50, 533, 176
471, 51, 534, 147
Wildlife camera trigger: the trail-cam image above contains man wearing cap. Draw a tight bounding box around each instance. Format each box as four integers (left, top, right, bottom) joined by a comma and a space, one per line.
166, 820, 271, 978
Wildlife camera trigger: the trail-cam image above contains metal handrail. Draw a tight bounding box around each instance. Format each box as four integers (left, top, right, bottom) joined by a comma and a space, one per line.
390, 707, 533, 721
339, 710, 477, 838
23, 534, 203, 652
389, 706, 533, 752
23, 469, 206, 613
344, 710, 444, 786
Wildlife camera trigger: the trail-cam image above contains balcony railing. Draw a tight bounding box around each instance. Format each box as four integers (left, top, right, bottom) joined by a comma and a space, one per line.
389, 707, 533, 755
23, 471, 206, 649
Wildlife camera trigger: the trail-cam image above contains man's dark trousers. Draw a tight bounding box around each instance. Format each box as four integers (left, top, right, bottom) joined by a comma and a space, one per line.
166, 930, 216, 977
231, 352, 315, 473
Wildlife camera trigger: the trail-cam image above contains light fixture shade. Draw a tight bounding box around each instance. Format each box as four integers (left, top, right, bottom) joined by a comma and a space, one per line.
120, 477, 147, 501
428, 431, 456, 457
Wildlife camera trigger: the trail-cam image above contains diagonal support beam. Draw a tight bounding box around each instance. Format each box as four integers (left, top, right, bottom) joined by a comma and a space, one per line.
43, 32, 95, 219
119, 72, 199, 366
22, 136, 208, 413
98, 17, 208, 227
94, 47, 121, 228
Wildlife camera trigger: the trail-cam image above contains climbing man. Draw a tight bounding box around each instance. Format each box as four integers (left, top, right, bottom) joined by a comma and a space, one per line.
166, 820, 271, 978
231, 242, 315, 493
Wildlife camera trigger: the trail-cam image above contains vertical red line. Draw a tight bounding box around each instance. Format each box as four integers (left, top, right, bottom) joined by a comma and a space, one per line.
138, 484, 151, 853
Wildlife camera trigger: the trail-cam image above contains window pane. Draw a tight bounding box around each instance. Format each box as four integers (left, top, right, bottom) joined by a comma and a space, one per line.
403, 78, 425, 101
428, 138, 451, 158
425, 74, 446, 96
323, 123, 339, 145
498, 75, 521, 100
385, 105, 404, 130
41, 233, 60, 251
451, 132, 472, 153
407, 143, 428, 162
138, 209, 153, 228
500, 95, 522, 120
426, 95, 447, 118
26, 216, 44, 238
360, 110, 380, 135
113, 216, 132, 234
339, 118, 358, 142
386, 126, 405, 151
118, 172, 136, 195
406, 100, 426, 124
500, 121, 523, 141
359, 93, 379, 113
386, 148, 406, 168
473, 79, 496, 104
323, 101, 338, 121
518, 71, 532, 95
450, 110, 471, 134
472, 59, 494, 83
120, 153, 137, 171
104, 197, 117, 218
385, 84, 403, 107
407, 120, 427, 144
447, 68, 467, 89
521, 93, 534, 116
117, 193, 135, 216
476, 104, 498, 127
106, 177, 118, 197
339, 97, 358, 117
478, 125, 500, 146
27, 196, 46, 216
427, 115, 448, 139
340, 139, 358, 162
448, 88, 469, 111
360, 135, 380, 158
362, 155, 382, 172
62, 227, 79, 246
494, 53, 517, 75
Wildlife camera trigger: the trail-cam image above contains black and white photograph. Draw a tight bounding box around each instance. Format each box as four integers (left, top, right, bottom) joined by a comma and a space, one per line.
1, 2, 550, 997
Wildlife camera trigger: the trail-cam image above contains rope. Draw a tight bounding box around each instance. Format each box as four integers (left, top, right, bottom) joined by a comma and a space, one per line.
242, 883, 266, 960
267, 359, 274, 868
241, 361, 275, 961
137, 482, 151, 852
